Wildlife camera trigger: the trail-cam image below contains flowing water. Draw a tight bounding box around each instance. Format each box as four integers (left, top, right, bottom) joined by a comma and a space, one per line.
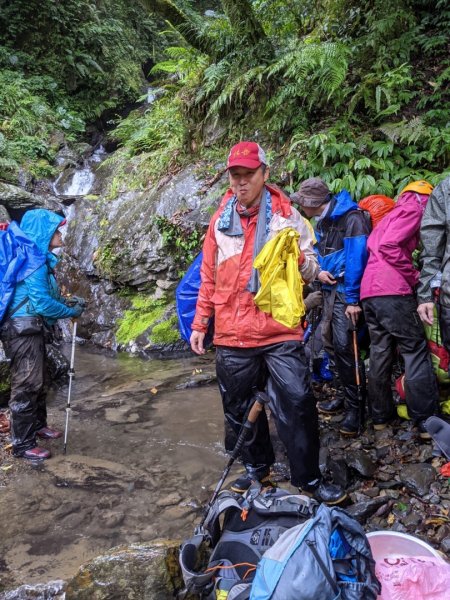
0, 346, 226, 588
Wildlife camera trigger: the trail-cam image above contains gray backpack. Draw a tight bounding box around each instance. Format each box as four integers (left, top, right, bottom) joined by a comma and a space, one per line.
250, 503, 381, 600
179, 484, 317, 599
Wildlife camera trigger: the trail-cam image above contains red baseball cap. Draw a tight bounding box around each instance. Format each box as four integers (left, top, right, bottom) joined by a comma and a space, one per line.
227, 141, 267, 170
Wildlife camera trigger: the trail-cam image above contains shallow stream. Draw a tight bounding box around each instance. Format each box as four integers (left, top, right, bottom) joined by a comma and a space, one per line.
0, 346, 225, 587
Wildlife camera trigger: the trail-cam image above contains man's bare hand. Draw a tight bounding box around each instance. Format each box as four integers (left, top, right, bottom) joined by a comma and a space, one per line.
345, 305, 362, 328
417, 302, 434, 326
318, 270, 336, 285
190, 330, 206, 355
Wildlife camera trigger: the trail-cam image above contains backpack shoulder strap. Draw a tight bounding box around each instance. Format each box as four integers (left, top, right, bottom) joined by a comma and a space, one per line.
203, 491, 243, 534
7, 296, 29, 319
179, 491, 243, 595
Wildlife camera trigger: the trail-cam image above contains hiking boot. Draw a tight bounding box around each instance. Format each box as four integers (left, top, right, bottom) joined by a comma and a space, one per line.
21, 447, 51, 460
299, 479, 348, 506
339, 408, 361, 437
230, 472, 275, 494
37, 426, 63, 439
317, 396, 344, 415
417, 421, 432, 441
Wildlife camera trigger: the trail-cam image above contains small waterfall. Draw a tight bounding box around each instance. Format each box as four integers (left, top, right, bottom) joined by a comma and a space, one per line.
61, 167, 95, 196
53, 145, 107, 196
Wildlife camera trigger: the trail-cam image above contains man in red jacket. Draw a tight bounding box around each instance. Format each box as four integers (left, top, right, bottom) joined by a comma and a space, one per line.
190, 141, 346, 505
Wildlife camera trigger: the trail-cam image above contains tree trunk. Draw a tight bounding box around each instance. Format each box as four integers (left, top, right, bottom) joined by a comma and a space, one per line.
139, 0, 207, 53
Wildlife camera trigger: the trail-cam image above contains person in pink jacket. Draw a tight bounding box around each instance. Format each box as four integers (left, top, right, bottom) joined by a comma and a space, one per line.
360, 181, 440, 439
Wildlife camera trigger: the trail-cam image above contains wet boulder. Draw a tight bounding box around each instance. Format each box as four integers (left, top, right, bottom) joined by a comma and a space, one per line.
400, 463, 436, 496
0, 182, 63, 214
0, 580, 66, 600
346, 496, 390, 523
65, 540, 196, 600
44, 455, 149, 493
345, 449, 377, 478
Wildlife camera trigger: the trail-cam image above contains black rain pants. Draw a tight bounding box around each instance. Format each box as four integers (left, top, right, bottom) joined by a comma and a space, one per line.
321, 290, 366, 412
363, 295, 440, 423
0, 329, 47, 455
215, 340, 321, 488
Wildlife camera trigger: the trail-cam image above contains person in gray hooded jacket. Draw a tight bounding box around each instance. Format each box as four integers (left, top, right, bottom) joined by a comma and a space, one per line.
417, 175, 450, 362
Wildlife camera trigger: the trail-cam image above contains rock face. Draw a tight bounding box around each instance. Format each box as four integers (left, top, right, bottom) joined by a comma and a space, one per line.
0, 182, 62, 217
0, 149, 226, 359
55, 162, 225, 354
65, 540, 191, 600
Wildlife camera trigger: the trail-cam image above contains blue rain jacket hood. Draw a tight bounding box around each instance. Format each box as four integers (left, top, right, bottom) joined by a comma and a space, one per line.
20, 209, 64, 255
327, 189, 359, 220
315, 190, 369, 304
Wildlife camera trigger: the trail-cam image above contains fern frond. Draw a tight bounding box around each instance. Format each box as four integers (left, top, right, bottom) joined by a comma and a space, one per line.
207, 64, 267, 116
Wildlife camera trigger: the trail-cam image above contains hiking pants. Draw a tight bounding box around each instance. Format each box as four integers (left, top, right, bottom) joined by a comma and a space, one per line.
363, 295, 439, 423
0, 330, 47, 455
215, 340, 321, 488
321, 290, 365, 412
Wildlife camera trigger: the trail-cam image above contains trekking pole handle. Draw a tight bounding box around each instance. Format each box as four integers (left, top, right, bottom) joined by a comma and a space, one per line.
231, 392, 270, 459
247, 391, 270, 424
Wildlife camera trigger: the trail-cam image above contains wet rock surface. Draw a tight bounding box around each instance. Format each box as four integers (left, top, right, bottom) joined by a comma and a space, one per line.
64, 540, 183, 600
0, 182, 63, 215
1, 352, 450, 599
0, 348, 220, 597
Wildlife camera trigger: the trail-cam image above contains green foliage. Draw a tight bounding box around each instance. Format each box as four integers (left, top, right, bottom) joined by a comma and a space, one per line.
103, 96, 188, 195
154, 215, 204, 268
0, 65, 84, 180
151, 315, 180, 344
286, 115, 450, 198
0, 0, 160, 120
95, 239, 131, 279
2, 0, 450, 199
116, 296, 167, 345
0, 0, 163, 181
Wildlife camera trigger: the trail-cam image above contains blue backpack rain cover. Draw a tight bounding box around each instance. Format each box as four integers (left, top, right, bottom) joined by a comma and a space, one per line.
176, 252, 211, 343
0, 221, 46, 323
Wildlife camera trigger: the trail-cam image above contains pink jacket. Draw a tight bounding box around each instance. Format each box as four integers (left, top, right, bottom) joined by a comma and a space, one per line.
360, 191, 429, 299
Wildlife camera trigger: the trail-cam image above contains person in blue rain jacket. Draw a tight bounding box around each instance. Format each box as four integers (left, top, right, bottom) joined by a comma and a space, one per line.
292, 177, 370, 436
0, 209, 84, 460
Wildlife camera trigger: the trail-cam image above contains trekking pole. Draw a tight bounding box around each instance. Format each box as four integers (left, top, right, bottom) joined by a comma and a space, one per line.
196, 391, 270, 534
351, 327, 367, 433
63, 320, 77, 454
308, 280, 322, 373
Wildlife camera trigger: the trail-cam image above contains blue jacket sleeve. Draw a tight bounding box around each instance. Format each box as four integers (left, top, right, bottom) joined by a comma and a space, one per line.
343, 211, 369, 303
24, 265, 77, 320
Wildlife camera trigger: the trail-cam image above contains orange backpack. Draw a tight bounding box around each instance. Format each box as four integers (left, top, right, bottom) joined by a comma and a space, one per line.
359, 195, 395, 229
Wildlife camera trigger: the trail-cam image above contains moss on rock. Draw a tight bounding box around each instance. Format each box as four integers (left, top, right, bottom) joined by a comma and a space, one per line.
115, 296, 166, 345
151, 316, 180, 344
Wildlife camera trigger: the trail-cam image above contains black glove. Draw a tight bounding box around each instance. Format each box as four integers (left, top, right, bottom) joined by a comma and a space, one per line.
65, 295, 87, 309
71, 302, 85, 318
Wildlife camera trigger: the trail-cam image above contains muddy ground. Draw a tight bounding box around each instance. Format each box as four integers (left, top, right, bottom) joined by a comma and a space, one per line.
0, 348, 450, 597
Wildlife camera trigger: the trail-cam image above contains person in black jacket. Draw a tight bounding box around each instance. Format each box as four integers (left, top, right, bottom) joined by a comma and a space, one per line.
293, 178, 370, 436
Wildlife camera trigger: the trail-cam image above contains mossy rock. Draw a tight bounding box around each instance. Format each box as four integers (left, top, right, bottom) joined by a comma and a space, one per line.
65, 539, 199, 600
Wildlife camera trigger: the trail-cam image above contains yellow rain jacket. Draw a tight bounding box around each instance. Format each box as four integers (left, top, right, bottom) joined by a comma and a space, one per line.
253, 228, 305, 329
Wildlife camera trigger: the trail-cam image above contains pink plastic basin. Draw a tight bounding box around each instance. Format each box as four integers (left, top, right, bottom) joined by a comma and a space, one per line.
367, 530, 445, 562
